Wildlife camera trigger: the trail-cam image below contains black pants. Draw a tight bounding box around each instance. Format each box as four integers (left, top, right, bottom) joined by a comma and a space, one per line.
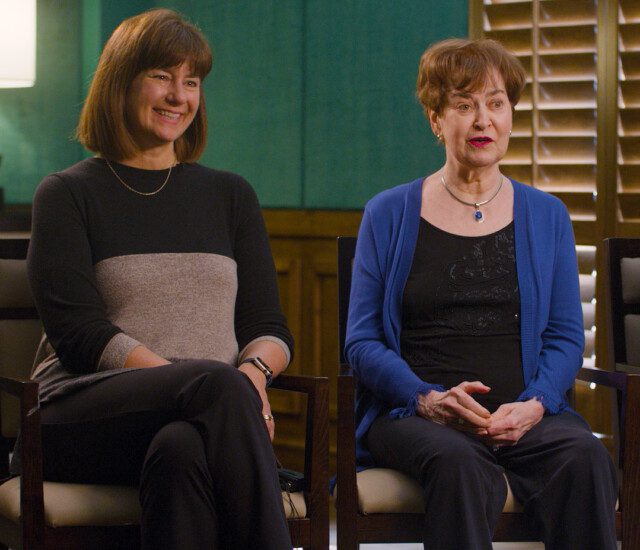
367, 411, 618, 550
39, 361, 292, 550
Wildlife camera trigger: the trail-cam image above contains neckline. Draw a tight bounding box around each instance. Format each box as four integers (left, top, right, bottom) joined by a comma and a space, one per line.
420, 217, 514, 240
94, 157, 181, 174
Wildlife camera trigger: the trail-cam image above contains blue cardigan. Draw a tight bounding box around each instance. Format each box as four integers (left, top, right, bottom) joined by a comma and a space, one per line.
345, 177, 585, 467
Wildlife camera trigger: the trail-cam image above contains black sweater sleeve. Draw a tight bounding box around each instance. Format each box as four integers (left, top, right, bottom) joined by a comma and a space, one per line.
28, 174, 122, 374
231, 177, 294, 359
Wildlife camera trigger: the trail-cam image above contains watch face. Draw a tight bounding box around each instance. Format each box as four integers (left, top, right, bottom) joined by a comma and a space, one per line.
254, 357, 273, 375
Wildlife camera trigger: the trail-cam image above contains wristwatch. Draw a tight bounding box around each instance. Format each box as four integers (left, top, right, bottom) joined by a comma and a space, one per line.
240, 356, 273, 387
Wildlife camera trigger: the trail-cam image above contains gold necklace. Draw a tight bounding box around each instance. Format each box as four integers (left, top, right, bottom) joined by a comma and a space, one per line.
440, 173, 504, 223
105, 159, 174, 196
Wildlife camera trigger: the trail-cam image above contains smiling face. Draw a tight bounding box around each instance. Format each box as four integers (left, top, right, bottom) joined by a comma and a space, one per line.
126, 62, 201, 160
430, 70, 512, 173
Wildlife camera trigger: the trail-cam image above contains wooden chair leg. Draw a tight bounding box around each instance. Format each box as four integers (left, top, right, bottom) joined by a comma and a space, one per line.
336, 512, 359, 550
336, 375, 360, 550
336, 526, 359, 550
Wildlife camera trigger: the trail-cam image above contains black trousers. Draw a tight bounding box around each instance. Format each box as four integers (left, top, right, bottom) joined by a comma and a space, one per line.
39, 361, 292, 550
367, 411, 618, 550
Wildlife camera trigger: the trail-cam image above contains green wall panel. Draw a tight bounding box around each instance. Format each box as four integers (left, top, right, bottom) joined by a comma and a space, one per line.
303, 0, 466, 208
0, 0, 467, 209
180, 1, 304, 207
0, 0, 84, 204
100, 0, 154, 41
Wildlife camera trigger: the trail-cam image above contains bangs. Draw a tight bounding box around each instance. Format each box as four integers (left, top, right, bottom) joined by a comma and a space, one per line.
417, 38, 526, 116
134, 14, 212, 78
441, 50, 498, 96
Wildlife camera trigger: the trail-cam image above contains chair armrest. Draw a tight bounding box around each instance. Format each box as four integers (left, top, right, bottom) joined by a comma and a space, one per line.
0, 375, 39, 400
271, 373, 323, 394
576, 366, 629, 391
270, 374, 328, 523
0, 373, 45, 548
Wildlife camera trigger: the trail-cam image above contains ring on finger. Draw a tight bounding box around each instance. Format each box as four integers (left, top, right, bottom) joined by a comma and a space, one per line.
263, 414, 274, 422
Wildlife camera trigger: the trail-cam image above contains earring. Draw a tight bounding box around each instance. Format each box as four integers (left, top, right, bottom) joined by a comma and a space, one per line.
509, 129, 512, 136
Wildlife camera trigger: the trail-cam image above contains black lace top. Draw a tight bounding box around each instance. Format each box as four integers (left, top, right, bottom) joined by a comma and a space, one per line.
400, 219, 524, 412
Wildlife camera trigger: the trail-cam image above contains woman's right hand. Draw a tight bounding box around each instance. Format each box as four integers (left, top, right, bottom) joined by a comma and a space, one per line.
417, 381, 492, 434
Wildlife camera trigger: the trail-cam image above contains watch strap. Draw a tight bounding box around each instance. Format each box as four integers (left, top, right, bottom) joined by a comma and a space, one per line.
240, 356, 273, 387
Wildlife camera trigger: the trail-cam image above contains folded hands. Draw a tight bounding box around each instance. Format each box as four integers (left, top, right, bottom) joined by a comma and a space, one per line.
416, 381, 544, 447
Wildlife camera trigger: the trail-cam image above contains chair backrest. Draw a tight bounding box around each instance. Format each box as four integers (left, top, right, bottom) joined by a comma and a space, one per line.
0, 238, 41, 438
605, 237, 640, 368
577, 245, 597, 368
337, 237, 356, 370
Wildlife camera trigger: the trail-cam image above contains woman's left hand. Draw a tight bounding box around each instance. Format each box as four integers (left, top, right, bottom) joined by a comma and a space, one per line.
484, 398, 544, 447
238, 363, 275, 441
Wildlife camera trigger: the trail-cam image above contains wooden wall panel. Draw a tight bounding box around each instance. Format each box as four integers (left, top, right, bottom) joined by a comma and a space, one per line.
265, 209, 362, 473
270, 257, 303, 417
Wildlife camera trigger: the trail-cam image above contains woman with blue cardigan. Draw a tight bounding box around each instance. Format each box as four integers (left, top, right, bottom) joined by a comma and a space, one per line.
345, 38, 617, 549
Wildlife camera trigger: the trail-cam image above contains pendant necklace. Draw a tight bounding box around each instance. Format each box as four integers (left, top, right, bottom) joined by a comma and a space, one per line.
105, 159, 174, 196
440, 173, 504, 223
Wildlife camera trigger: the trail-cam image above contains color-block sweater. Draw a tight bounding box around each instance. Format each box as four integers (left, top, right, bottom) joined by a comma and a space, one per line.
28, 158, 292, 403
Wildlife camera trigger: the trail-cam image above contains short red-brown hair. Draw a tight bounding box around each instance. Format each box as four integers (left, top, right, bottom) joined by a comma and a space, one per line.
76, 9, 213, 162
416, 38, 526, 117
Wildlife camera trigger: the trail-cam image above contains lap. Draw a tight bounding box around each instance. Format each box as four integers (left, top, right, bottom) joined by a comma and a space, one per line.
40, 359, 254, 424
368, 412, 487, 454
367, 413, 497, 482
497, 411, 615, 497
497, 411, 602, 470
38, 360, 259, 484
367, 410, 608, 485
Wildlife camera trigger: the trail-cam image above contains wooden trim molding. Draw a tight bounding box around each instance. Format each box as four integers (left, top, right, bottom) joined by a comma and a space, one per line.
263, 209, 362, 238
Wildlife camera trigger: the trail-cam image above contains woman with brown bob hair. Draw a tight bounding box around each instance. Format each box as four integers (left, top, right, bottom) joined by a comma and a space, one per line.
24, 8, 293, 549
77, 8, 211, 163
345, 38, 617, 549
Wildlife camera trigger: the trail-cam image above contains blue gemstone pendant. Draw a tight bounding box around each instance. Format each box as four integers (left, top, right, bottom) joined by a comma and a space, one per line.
474, 209, 484, 223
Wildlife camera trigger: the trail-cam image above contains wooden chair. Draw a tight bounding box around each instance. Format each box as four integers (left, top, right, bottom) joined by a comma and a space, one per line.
579, 236, 640, 547
335, 235, 640, 549
0, 237, 329, 550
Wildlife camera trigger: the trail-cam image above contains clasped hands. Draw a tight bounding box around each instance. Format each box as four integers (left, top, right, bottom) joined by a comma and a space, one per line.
416, 381, 544, 447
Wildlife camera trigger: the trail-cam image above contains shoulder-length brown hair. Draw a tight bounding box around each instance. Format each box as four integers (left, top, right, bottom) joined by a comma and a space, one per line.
76, 9, 213, 163
416, 38, 526, 117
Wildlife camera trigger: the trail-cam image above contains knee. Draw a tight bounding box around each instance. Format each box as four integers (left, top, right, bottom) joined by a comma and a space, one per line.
177, 360, 261, 412
431, 438, 479, 468
562, 433, 614, 477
